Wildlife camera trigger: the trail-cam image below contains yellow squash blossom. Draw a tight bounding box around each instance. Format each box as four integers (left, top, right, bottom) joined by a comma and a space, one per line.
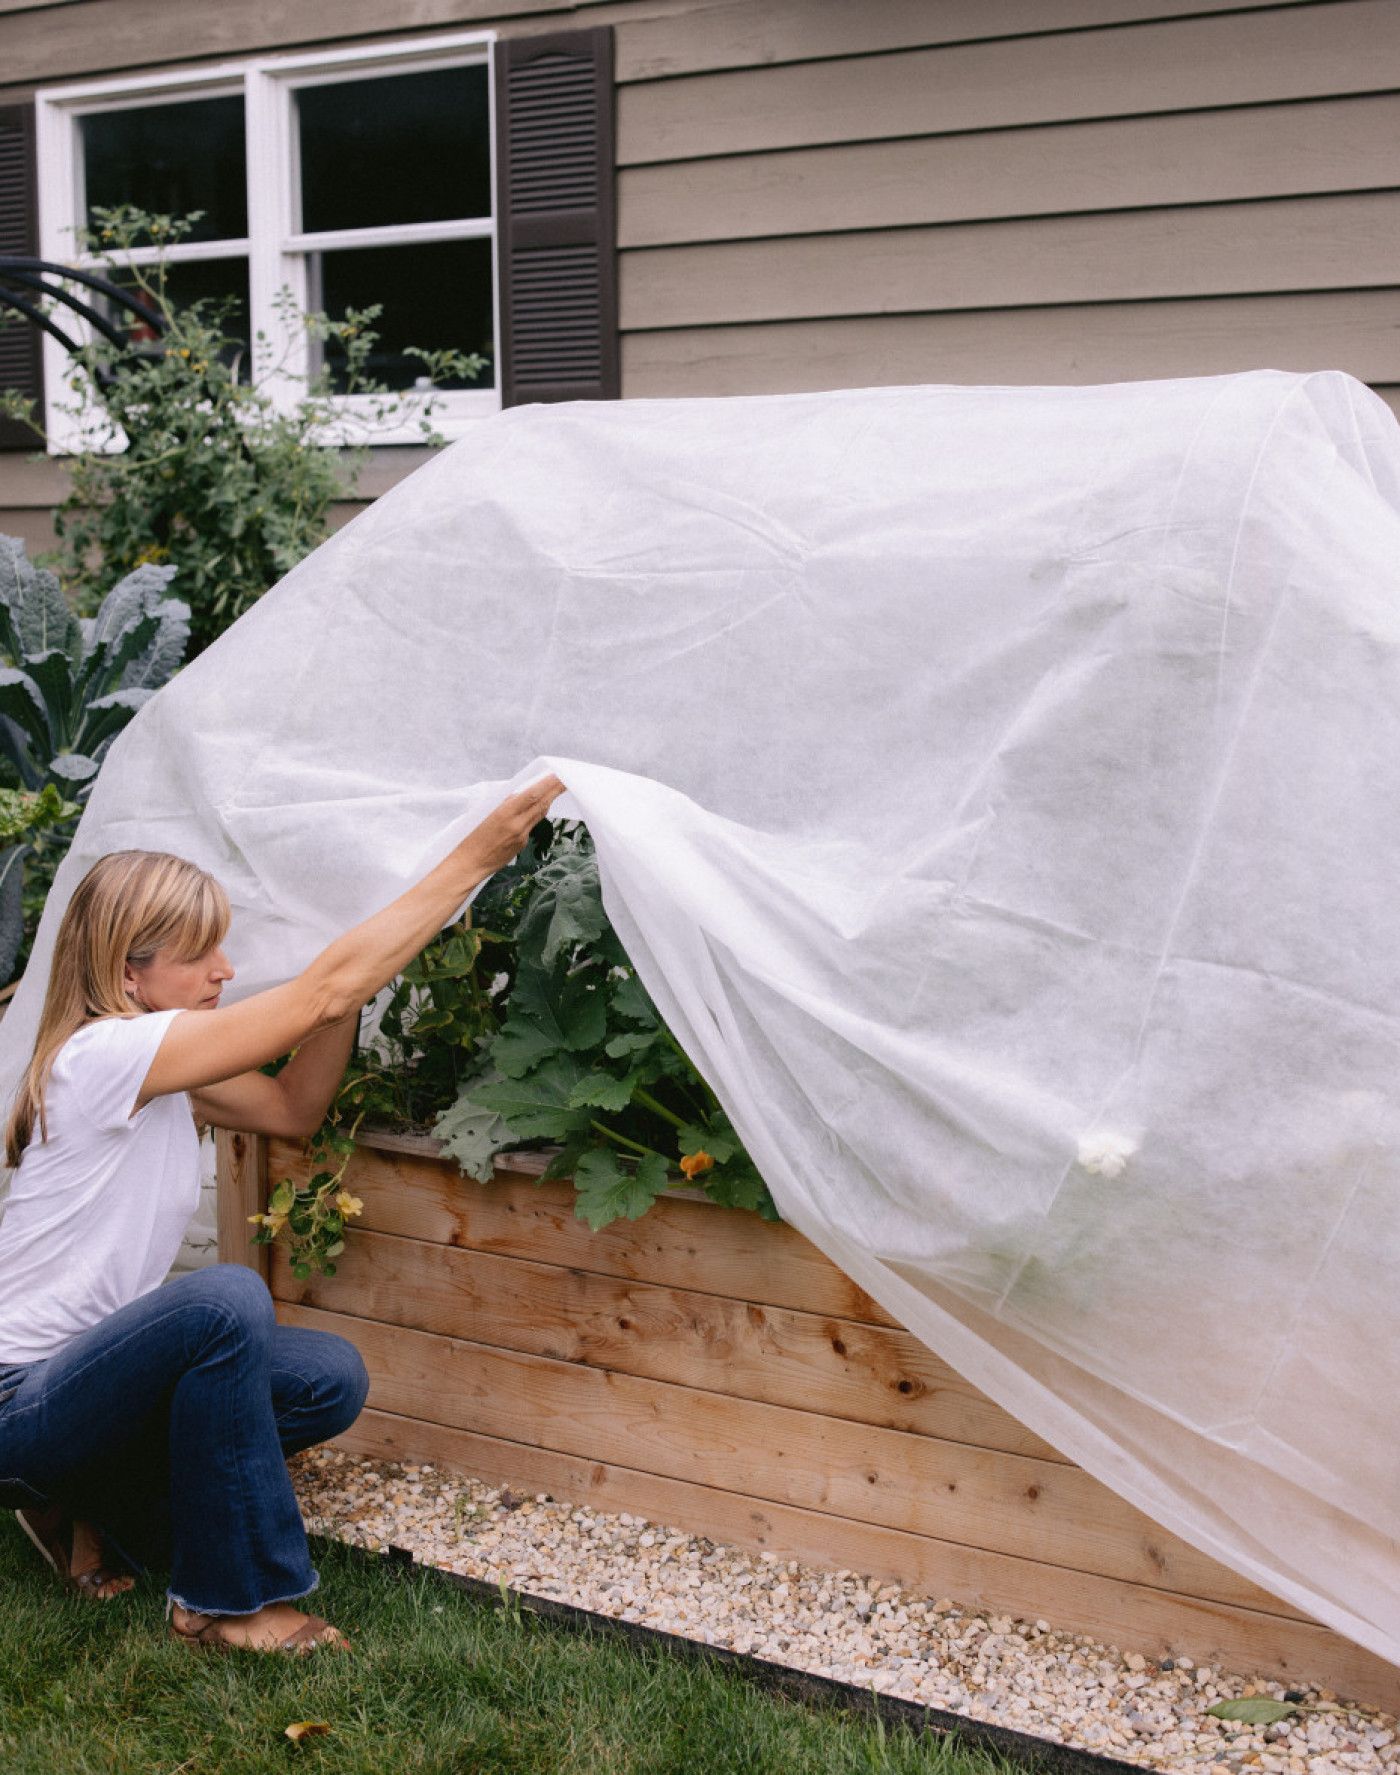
679, 1150, 714, 1179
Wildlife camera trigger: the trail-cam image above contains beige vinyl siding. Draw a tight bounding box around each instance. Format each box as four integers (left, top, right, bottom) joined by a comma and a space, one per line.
612, 0, 1400, 417
0, 0, 1333, 95
0, 0, 1396, 519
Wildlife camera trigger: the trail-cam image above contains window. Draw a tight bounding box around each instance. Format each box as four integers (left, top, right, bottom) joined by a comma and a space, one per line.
33, 32, 500, 450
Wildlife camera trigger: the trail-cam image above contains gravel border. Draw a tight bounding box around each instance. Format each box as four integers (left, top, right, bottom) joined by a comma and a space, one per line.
291, 1447, 1399, 1774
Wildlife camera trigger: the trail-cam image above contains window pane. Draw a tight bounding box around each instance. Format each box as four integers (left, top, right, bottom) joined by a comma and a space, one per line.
297, 66, 491, 234
81, 98, 247, 243
98, 258, 250, 368
309, 239, 494, 393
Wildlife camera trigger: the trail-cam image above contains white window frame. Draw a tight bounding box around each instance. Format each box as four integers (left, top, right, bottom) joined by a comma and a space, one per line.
34, 29, 501, 456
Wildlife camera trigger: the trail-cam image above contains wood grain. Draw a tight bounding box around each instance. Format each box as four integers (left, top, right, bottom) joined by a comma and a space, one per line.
271, 1224, 1069, 1462
279, 1297, 1301, 1618
214, 1128, 268, 1279
266, 1133, 899, 1328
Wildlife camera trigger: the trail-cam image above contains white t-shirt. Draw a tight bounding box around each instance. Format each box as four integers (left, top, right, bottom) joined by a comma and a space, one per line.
0, 1008, 201, 1364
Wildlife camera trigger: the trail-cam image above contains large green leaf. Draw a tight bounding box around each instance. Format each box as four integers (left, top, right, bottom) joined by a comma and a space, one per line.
609, 968, 658, 1027
23, 648, 74, 749
72, 686, 152, 759
0, 841, 29, 984
493, 957, 607, 1077
573, 1148, 670, 1230
567, 1068, 644, 1113
0, 667, 51, 754
515, 833, 608, 967
432, 1077, 512, 1183
76, 606, 163, 703
470, 1052, 595, 1141
86, 561, 179, 651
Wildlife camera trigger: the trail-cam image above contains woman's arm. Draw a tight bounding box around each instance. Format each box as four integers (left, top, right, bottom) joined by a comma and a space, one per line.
139, 775, 566, 1106
188, 1010, 361, 1137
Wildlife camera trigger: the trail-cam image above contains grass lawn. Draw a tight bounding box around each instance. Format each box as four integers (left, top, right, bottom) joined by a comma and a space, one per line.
0, 1518, 1040, 1775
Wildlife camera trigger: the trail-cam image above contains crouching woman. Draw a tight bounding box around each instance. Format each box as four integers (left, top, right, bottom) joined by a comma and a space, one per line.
0, 774, 565, 1654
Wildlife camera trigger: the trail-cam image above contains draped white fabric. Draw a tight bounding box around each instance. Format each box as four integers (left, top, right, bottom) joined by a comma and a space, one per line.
4, 367, 1399, 1662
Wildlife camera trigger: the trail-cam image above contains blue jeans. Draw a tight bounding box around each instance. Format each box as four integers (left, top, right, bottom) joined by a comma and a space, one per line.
0, 1264, 368, 1616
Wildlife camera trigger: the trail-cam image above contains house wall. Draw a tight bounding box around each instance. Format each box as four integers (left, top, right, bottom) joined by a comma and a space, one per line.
1, 0, 1397, 537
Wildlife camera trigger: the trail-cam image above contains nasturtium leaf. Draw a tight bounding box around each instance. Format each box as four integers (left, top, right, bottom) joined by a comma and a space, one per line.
567, 1069, 643, 1113
1205, 1699, 1299, 1725
267, 1179, 295, 1214
573, 1147, 669, 1230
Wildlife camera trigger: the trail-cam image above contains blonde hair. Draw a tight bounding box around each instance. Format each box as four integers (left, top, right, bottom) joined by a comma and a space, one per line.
5, 850, 230, 1167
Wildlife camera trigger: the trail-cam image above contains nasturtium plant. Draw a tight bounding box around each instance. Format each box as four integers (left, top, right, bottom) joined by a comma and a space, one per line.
256, 820, 776, 1276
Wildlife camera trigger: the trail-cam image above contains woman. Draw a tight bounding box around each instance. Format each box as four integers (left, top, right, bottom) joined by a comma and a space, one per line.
0, 772, 566, 1654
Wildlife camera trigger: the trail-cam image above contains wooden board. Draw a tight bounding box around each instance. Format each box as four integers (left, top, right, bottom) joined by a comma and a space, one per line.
271, 1224, 1069, 1462
620, 292, 1400, 399
618, 2, 1400, 166
337, 1404, 1400, 1717
277, 1297, 1301, 1618
266, 1133, 899, 1328
215, 1129, 268, 1280
617, 94, 1400, 247
217, 1126, 1400, 1704
620, 193, 1400, 331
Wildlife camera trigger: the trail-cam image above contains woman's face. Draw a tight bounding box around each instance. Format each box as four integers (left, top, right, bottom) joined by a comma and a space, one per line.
123, 943, 235, 1013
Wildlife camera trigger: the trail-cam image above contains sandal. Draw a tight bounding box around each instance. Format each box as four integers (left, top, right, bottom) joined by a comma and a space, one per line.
168, 1601, 350, 1656
15, 1503, 133, 1599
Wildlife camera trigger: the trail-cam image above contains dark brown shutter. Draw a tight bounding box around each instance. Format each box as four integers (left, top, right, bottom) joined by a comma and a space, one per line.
494, 27, 618, 406
0, 105, 43, 451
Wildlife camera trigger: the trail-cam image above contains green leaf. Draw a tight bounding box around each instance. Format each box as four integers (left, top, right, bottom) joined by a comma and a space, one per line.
1205, 1700, 1300, 1725
604, 1030, 656, 1060
470, 1053, 594, 1142
267, 1179, 295, 1214
572, 1148, 669, 1231
492, 1014, 558, 1080
678, 1123, 737, 1163
567, 1069, 643, 1113
432, 1081, 512, 1182
609, 970, 657, 1027
0, 668, 51, 754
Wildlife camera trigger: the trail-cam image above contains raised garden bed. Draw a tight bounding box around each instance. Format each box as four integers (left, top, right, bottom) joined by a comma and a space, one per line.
216, 1124, 1400, 1715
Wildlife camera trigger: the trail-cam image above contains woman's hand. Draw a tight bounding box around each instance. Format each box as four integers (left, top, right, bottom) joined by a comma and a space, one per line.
460, 775, 568, 875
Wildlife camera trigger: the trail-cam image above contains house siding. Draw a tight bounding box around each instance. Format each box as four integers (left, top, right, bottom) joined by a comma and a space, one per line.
0, 0, 1396, 551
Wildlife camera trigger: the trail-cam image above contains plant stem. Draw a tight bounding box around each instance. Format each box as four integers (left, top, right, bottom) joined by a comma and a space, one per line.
589, 1120, 665, 1161
631, 1087, 688, 1133
660, 1028, 724, 1113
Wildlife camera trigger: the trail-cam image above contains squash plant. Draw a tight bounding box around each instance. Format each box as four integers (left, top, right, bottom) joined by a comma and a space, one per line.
254, 821, 776, 1278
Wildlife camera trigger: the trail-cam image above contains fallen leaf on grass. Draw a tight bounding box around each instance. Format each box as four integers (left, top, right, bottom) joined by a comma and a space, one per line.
284, 1720, 332, 1744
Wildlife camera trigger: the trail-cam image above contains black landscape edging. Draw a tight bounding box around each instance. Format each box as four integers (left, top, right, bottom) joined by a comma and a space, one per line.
324, 1536, 1144, 1775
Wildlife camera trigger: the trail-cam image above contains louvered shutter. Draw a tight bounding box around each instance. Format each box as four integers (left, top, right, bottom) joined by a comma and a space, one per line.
494, 27, 618, 406
0, 105, 42, 451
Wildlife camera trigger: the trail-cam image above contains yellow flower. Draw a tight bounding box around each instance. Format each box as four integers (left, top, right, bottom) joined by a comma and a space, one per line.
335, 1190, 363, 1219
679, 1150, 714, 1179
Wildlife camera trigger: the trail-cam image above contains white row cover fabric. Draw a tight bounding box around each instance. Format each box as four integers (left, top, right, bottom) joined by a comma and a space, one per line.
2, 368, 1398, 1665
